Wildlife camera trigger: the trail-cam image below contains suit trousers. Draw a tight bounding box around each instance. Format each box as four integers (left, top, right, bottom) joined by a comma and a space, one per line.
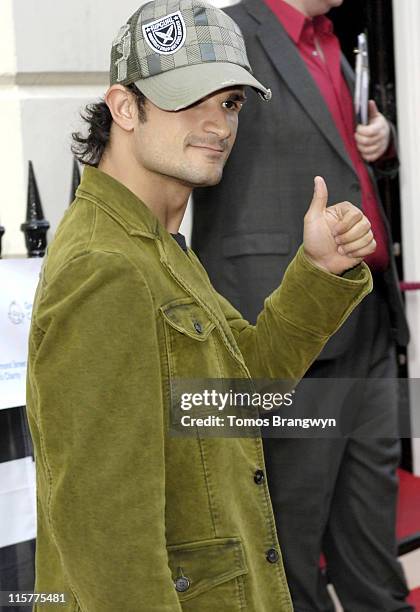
263, 276, 412, 611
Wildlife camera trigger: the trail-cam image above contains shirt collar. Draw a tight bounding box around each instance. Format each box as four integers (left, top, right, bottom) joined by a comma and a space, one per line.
264, 0, 305, 43
263, 0, 334, 44
314, 15, 334, 36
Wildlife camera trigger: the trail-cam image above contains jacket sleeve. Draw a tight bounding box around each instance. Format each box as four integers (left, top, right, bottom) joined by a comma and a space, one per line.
28, 251, 182, 612
373, 121, 400, 179
215, 246, 373, 380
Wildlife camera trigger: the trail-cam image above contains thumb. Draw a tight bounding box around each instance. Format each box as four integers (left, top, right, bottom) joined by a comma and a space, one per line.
368, 99, 380, 120
307, 176, 328, 216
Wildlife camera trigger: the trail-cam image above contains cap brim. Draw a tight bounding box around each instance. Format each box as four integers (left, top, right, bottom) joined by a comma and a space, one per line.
134, 62, 271, 111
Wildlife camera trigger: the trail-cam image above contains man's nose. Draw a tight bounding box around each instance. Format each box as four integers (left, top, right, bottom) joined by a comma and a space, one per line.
202, 106, 232, 140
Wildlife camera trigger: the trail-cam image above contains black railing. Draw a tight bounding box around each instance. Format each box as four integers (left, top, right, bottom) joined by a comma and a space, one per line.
20, 161, 49, 258
0, 159, 80, 611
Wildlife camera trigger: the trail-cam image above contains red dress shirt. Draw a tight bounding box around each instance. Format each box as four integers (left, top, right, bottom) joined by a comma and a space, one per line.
264, 0, 389, 271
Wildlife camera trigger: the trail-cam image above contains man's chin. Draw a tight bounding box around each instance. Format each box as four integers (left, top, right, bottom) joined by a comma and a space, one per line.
202, 174, 223, 187
189, 171, 224, 188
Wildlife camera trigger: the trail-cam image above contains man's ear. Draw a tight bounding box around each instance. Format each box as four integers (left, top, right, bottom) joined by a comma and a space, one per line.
104, 85, 138, 132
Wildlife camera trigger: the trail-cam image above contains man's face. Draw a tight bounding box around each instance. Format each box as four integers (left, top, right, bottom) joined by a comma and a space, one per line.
285, 0, 343, 17
131, 87, 246, 188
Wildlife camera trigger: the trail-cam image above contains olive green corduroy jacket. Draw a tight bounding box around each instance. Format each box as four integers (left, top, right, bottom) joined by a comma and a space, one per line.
26, 166, 372, 612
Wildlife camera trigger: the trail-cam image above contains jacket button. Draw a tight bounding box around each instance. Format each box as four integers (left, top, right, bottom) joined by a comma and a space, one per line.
193, 321, 203, 334
266, 548, 279, 563
254, 469, 265, 485
174, 576, 190, 592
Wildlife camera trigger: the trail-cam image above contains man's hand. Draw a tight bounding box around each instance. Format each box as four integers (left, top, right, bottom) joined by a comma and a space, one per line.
355, 100, 391, 162
303, 176, 376, 275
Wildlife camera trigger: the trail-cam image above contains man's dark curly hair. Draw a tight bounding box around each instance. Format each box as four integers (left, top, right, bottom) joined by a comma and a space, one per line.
71, 84, 147, 167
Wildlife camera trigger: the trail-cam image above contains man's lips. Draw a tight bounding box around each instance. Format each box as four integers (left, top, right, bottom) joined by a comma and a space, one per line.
191, 145, 225, 153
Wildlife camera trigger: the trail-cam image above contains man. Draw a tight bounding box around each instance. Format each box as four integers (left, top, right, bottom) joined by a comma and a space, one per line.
26, 1, 375, 610
192, 0, 411, 610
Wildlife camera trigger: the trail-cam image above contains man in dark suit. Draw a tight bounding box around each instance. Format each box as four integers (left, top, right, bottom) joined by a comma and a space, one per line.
192, 0, 412, 610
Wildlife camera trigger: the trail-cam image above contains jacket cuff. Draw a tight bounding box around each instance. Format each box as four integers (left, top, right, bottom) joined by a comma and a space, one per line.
269, 245, 373, 339
373, 122, 400, 178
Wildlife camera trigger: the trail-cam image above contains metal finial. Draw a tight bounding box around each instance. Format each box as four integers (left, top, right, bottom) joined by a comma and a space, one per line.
20, 161, 50, 258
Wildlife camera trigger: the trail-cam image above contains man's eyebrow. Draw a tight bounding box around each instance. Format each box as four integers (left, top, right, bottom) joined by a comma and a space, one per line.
228, 91, 248, 103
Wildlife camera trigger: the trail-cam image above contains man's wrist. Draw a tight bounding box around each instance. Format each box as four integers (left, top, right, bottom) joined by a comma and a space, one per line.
303, 248, 363, 277
303, 250, 332, 274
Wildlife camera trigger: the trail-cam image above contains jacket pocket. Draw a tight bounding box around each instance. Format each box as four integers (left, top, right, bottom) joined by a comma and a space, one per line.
161, 298, 223, 379
161, 297, 215, 341
168, 537, 248, 610
222, 231, 290, 258
221, 232, 292, 324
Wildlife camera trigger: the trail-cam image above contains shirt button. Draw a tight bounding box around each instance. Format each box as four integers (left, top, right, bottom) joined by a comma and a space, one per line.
174, 576, 190, 592
193, 321, 203, 334
254, 469, 265, 485
266, 548, 280, 564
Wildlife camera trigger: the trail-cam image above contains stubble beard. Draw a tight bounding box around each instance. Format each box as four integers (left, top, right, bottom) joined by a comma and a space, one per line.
170, 157, 226, 188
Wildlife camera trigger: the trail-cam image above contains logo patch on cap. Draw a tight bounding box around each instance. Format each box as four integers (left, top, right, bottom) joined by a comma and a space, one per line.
142, 11, 186, 55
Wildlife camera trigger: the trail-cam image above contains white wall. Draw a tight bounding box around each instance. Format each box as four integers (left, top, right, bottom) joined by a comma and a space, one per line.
393, 0, 420, 473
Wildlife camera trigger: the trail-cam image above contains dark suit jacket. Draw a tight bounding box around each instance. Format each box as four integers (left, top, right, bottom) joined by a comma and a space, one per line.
192, 0, 409, 359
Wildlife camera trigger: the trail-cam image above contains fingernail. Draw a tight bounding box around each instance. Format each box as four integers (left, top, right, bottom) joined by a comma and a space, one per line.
337, 246, 344, 255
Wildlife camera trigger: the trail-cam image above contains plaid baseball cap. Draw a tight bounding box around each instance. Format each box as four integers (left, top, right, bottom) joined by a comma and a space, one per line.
110, 0, 272, 111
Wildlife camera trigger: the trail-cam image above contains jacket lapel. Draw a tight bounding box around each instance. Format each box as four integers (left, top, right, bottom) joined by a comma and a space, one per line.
243, 0, 356, 176
341, 54, 355, 97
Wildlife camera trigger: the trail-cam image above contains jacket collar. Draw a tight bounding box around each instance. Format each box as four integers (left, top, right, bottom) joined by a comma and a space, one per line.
76, 165, 247, 367
76, 165, 160, 239
76, 165, 194, 296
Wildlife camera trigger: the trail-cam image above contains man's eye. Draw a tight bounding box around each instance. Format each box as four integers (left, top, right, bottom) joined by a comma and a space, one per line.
223, 99, 243, 111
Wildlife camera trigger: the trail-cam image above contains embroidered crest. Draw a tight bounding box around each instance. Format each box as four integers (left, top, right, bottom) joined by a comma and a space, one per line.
142, 11, 186, 55
113, 24, 131, 82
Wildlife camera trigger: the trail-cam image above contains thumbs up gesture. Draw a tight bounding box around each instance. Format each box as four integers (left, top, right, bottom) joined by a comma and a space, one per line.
303, 177, 376, 275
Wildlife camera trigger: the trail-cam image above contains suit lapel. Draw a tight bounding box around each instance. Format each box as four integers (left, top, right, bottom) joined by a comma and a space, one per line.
243, 0, 356, 176
341, 54, 355, 97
